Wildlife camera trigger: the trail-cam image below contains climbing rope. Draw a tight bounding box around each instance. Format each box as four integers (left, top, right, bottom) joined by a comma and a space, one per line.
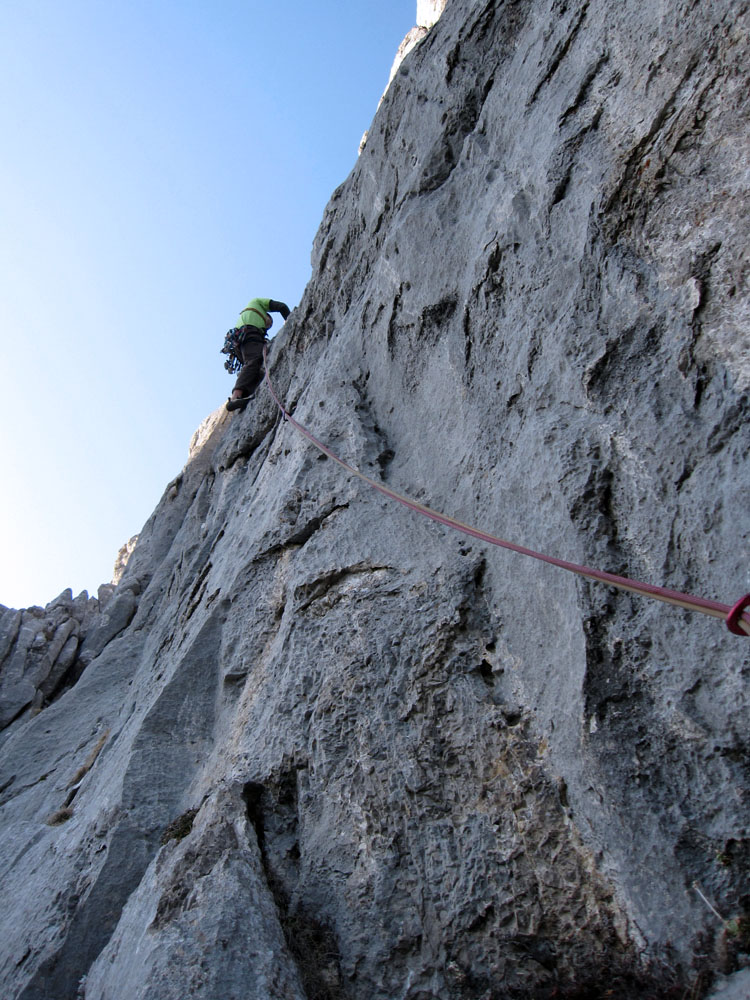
262, 350, 750, 636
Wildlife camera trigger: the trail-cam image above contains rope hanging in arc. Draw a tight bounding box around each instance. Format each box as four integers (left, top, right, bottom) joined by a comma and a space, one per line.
262, 349, 750, 637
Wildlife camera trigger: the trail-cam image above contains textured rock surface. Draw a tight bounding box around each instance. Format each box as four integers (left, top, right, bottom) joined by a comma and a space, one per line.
390, 0, 446, 86
0, 590, 99, 728
112, 535, 139, 586
1, 0, 750, 998
362, 0, 446, 154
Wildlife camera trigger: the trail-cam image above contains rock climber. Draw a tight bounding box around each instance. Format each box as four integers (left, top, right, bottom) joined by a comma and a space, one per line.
225, 297, 291, 412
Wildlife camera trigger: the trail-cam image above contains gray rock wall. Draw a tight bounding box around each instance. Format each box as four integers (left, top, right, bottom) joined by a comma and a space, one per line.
1, 1, 749, 998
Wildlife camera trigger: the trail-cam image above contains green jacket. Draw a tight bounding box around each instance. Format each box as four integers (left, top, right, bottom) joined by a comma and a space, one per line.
236, 297, 272, 331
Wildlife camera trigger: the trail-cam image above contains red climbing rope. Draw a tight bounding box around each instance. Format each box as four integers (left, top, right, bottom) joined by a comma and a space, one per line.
262, 350, 750, 636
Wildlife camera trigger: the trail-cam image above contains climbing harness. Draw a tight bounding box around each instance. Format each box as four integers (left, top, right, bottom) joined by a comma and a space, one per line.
262, 349, 750, 637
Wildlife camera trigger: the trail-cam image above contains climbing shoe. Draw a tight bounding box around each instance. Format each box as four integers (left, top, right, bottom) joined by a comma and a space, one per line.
226, 396, 251, 412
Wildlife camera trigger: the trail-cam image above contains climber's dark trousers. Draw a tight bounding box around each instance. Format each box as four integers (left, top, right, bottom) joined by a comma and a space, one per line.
233, 335, 267, 398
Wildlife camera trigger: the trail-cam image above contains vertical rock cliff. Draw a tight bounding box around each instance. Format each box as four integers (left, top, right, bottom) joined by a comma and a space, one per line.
2, 1, 749, 998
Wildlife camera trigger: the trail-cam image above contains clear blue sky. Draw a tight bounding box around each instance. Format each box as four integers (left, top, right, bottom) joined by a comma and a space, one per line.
0, 0, 415, 610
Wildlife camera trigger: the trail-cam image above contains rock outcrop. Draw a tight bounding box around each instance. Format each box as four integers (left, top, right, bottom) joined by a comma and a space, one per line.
0, 589, 109, 729
1, 1, 749, 998
361, 0, 447, 155
388, 0, 448, 87
112, 535, 139, 586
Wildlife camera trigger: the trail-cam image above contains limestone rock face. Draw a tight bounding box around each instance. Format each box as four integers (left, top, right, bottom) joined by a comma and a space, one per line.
112, 535, 139, 586
387, 25, 429, 89
0, 590, 97, 728
383, 0, 448, 98
2, 1, 750, 998
371, 0, 446, 135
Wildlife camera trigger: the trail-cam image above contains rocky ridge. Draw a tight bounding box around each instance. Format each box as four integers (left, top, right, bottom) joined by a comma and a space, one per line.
1, 1, 750, 998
